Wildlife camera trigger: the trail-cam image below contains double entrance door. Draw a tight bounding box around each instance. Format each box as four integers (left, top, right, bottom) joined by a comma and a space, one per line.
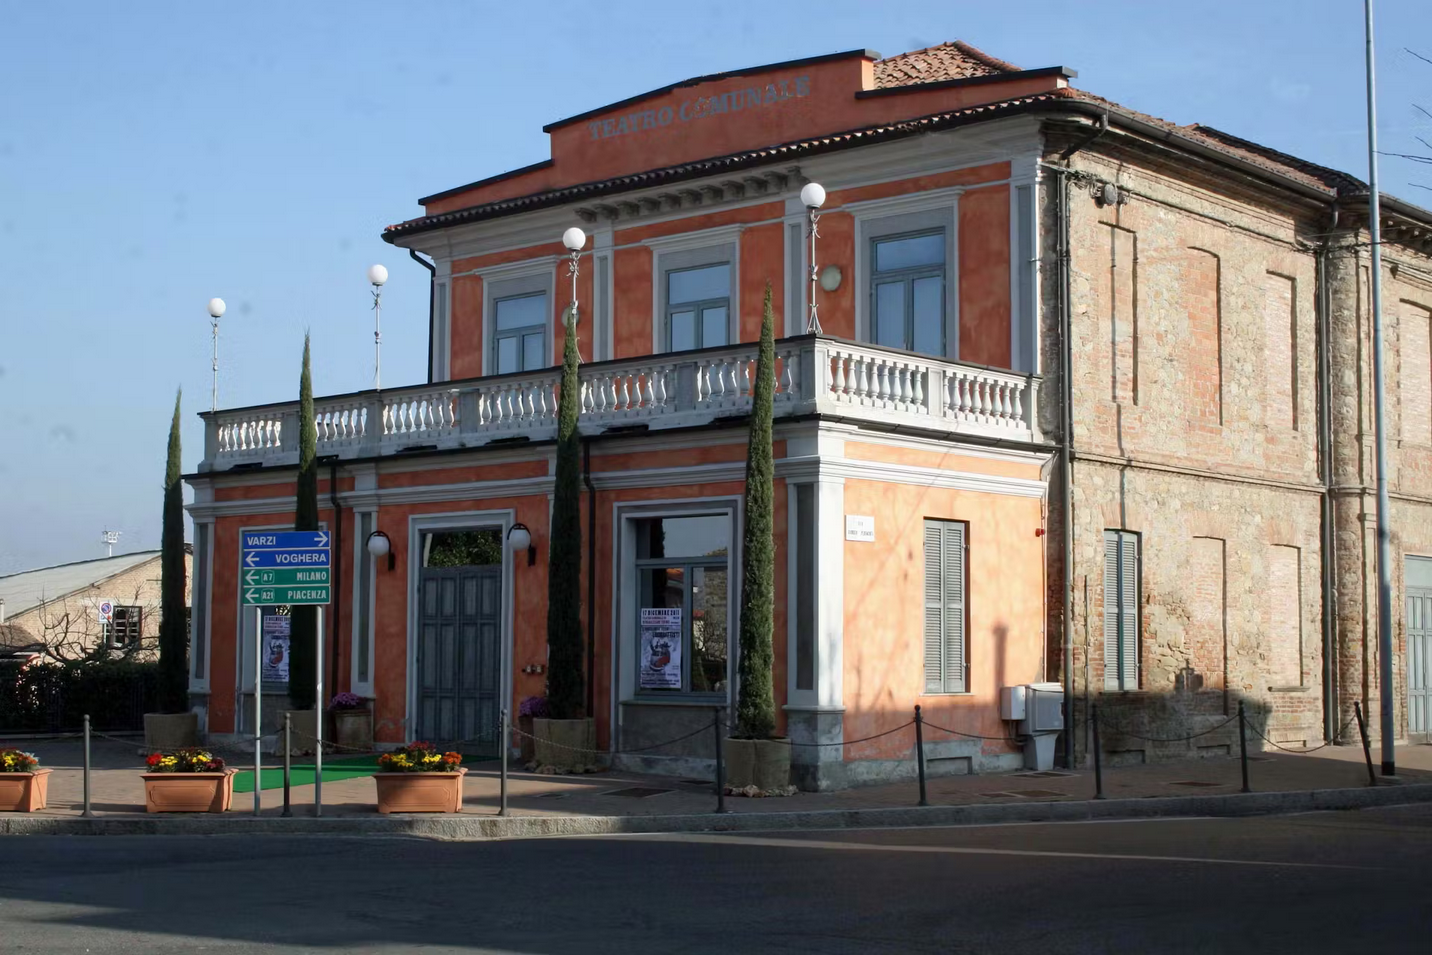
415, 566, 501, 755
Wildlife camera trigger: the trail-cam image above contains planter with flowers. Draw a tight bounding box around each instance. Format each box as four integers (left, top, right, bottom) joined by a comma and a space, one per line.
518, 695, 549, 766
373, 742, 466, 813
329, 692, 373, 753
0, 748, 51, 812
142, 748, 235, 813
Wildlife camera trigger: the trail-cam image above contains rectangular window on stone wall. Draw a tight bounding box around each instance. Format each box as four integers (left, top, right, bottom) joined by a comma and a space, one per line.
1103, 530, 1140, 691
1402, 301, 1431, 445
1267, 544, 1303, 686
1187, 537, 1226, 697
923, 519, 967, 694
1264, 273, 1297, 430
1103, 223, 1139, 404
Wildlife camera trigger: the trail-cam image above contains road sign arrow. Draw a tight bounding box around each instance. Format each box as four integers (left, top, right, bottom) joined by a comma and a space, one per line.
245, 570, 259, 586
316, 530, 329, 548
245, 589, 261, 603
244, 552, 259, 567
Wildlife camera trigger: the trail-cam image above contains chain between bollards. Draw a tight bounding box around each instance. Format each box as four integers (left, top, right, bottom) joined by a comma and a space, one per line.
713, 706, 728, 814
499, 707, 509, 817
282, 713, 292, 817
1092, 704, 1105, 800
81, 714, 93, 818
1354, 701, 1376, 787
913, 705, 928, 807
1238, 700, 1252, 794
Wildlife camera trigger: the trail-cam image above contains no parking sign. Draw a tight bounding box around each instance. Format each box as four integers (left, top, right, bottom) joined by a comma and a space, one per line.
97, 600, 113, 624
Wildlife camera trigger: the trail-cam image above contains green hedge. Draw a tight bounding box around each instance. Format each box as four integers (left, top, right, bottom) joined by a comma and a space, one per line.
0, 660, 160, 732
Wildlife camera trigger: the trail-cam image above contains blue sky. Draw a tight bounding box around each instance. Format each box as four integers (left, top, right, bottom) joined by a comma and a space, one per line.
0, 0, 1427, 573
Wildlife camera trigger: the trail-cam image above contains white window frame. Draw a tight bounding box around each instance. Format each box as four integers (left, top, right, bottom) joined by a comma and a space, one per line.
850, 188, 962, 360
479, 262, 556, 376
646, 226, 742, 353
189, 518, 214, 692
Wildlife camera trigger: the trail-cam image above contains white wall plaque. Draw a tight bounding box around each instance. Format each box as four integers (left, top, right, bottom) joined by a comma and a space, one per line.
845, 515, 875, 542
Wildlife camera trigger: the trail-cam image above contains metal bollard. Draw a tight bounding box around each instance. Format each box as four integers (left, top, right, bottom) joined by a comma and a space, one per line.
1355, 701, 1376, 787
913, 705, 928, 807
1238, 700, 1251, 793
282, 713, 293, 817
82, 714, 93, 818
1092, 704, 1105, 799
499, 708, 508, 817
713, 707, 728, 814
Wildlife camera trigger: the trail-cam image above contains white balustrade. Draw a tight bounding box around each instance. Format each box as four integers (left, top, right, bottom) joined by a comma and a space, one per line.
204, 337, 1037, 469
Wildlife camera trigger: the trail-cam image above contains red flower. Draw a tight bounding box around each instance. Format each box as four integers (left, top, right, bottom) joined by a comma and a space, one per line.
145, 753, 163, 767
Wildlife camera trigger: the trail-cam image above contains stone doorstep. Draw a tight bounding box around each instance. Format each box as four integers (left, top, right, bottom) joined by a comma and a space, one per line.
5, 783, 1432, 840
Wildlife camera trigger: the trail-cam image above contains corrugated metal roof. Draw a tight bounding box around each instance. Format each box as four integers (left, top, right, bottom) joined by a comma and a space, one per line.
0, 552, 161, 619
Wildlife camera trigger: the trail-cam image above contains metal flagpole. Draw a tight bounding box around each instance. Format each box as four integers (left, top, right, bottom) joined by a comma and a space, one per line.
254, 606, 262, 816
315, 605, 324, 815
1364, 0, 1396, 777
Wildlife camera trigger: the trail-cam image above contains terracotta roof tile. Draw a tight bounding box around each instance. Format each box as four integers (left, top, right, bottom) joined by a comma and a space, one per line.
874, 40, 1020, 88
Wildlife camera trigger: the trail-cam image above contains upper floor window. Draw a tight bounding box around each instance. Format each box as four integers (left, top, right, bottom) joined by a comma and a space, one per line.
494, 290, 547, 375
871, 230, 946, 356
105, 605, 143, 649
667, 263, 730, 352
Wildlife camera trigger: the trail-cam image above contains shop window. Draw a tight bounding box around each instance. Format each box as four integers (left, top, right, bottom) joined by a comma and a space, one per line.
923, 520, 966, 693
634, 515, 730, 696
493, 290, 548, 375
105, 606, 143, 648
1103, 530, 1141, 691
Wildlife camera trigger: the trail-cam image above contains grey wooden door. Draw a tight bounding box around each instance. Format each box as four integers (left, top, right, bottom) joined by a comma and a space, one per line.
1409, 587, 1432, 741
415, 567, 501, 754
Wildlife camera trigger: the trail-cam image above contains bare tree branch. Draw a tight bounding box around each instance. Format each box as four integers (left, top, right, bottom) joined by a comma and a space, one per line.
1406, 47, 1432, 67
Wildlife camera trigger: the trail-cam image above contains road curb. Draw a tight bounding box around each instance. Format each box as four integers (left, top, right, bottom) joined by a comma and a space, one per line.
6, 782, 1432, 839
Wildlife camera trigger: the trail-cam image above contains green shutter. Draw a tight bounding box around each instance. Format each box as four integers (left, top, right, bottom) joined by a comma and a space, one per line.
924, 520, 967, 693
943, 521, 966, 693
1103, 530, 1140, 691
924, 521, 944, 693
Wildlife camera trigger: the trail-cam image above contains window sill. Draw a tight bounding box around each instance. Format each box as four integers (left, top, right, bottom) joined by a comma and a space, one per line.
918, 691, 974, 698
623, 696, 728, 708
1267, 685, 1309, 693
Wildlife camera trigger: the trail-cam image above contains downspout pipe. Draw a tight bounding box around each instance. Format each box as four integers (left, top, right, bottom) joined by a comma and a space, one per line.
583, 439, 597, 719
328, 461, 344, 707
1316, 205, 1340, 742
409, 249, 436, 384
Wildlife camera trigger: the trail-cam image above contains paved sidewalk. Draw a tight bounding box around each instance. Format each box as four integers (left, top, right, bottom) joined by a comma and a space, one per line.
8, 733, 1431, 821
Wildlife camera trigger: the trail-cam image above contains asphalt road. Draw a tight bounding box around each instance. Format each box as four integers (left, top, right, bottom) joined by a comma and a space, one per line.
3, 805, 1430, 953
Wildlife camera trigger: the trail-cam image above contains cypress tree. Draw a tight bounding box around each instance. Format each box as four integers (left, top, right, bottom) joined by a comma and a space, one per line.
546, 306, 585, 720
288, 334, 318, 710
157, 389, 189, 713
735, 284, 777, 739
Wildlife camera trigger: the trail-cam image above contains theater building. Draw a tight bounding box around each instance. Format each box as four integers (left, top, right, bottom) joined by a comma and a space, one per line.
187, 41, 1432, 787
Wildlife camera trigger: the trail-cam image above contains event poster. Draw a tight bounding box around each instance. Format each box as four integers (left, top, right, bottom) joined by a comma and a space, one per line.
262, 611, 291, 683
640, 608, 682, 689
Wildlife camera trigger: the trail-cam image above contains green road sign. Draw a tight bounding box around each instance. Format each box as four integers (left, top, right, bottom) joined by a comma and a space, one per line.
243, 568, 330, 588
243, 585, 331, 606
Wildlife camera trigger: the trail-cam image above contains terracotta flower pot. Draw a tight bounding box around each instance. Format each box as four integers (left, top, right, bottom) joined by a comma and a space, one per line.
0, 769, 52, 812
332, 708, 373, 753
532, 718, 597, 772
373, 768, 467, 814
142, 770, 236, 813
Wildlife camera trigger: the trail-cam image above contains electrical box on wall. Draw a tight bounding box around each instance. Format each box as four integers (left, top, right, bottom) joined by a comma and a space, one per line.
999, 685, 1027, 721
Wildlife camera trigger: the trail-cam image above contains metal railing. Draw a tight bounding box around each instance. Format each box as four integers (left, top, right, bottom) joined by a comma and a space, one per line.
200, 336, 1041, 471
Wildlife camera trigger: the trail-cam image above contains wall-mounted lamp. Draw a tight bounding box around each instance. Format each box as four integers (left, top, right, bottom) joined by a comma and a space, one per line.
819, 264, 843, 293
366, 530, 394, 571
508, 522, 536, 567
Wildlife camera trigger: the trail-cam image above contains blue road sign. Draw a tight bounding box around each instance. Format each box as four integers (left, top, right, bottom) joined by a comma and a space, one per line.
241, 531, 330, 551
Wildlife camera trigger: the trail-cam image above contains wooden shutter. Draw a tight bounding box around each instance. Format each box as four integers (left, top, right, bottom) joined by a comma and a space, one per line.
1118, 534, 1140, 689
1103, 531, 1140, 691
943, 521, 966, 693
924, 521, 944, 693
923, 520, 967, 693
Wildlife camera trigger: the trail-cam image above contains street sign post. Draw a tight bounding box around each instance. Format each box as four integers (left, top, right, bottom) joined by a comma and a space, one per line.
240, 530, 331, 816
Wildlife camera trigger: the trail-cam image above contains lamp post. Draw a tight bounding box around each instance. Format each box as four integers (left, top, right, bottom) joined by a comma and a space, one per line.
368, 264, 388, 390
800, 182, 826, 334
206, 298, 226, 412
562, 227, 586, 359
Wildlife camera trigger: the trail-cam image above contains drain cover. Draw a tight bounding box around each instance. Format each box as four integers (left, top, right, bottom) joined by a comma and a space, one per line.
1006, 789, 1067, 798
601, 787, 673, 798
1167, 780, 1222, 787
